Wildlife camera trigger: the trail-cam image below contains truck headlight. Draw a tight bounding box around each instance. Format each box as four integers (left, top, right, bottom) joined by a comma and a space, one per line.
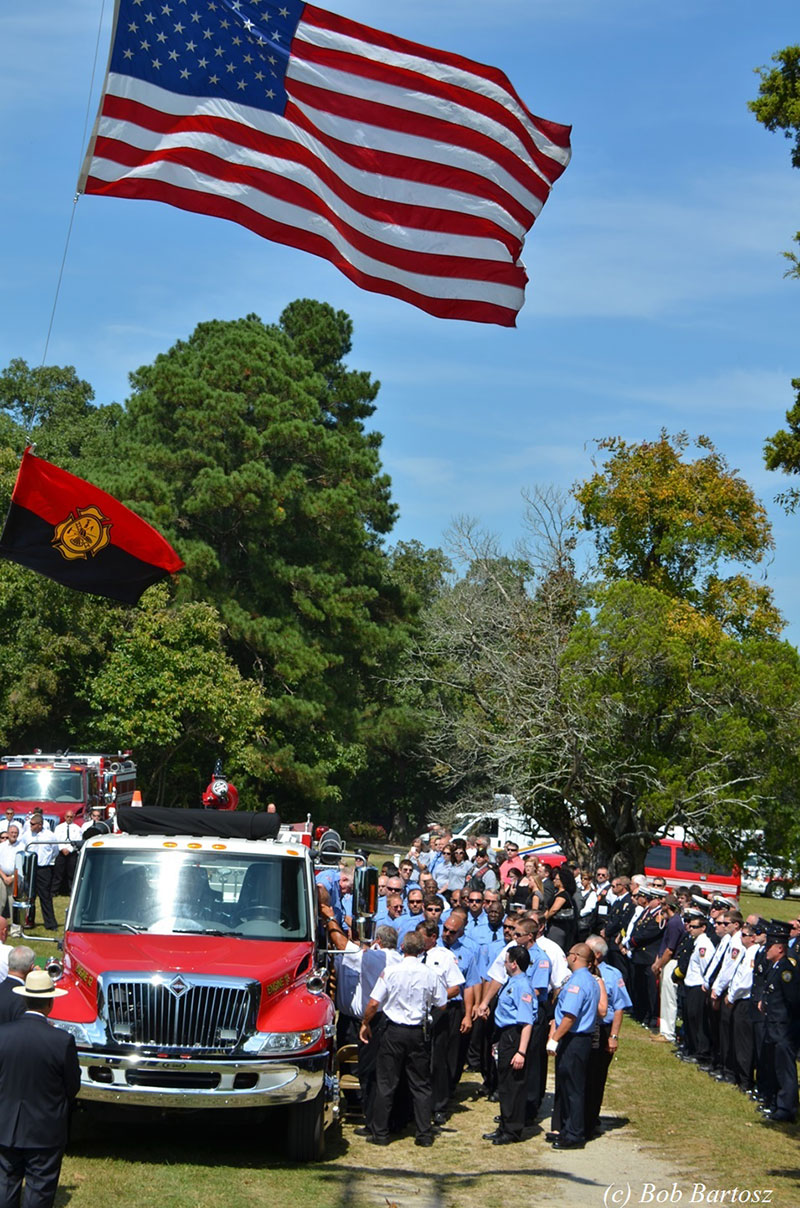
242, 1027, 324, 1055
51, 1018, 107, 1046
51, 1020, 93, 1044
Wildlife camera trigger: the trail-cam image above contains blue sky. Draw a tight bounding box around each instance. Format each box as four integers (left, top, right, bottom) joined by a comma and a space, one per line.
1, 2, 798, 636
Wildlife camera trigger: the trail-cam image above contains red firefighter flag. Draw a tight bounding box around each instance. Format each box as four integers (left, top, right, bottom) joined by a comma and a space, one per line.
0, 448, 184, 604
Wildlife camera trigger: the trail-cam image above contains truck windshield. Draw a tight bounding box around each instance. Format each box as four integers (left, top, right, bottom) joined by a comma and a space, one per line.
70, 848, 310, 940
0, 769, 84, 804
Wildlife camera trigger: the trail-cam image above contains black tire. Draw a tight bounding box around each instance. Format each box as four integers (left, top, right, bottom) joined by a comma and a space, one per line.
766, 881, 787, 901
286, 1090, 325, 1162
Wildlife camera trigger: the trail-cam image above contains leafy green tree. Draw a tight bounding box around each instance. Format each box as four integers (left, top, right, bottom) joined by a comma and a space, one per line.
575, 432, 781, 637
0, 359, 123, 468
83, 585, 268, 806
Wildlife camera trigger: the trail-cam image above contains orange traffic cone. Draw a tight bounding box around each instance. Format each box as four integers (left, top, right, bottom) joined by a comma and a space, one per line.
131, 789, 143, 807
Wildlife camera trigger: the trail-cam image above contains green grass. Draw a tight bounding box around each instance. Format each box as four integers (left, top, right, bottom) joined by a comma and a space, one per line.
739, 891, 799, 923
605, 1024, 799, 1208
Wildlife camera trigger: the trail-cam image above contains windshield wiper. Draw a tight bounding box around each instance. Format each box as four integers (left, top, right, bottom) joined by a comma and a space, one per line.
77, 921, 145, 933
170, 927, 245, 937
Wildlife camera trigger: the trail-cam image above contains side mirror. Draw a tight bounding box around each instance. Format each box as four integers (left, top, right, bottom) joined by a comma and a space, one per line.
351, 865, 378, 943
12, 850, 37, 922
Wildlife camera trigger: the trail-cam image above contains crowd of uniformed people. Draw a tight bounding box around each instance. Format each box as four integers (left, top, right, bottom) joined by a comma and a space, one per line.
316, 830, 800, 1148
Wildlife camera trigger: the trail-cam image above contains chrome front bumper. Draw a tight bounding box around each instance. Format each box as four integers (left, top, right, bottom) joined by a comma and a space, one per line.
76, 1050, 330, 1108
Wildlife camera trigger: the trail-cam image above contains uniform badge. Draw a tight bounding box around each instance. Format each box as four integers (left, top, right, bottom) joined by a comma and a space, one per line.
52, 506, 112, 561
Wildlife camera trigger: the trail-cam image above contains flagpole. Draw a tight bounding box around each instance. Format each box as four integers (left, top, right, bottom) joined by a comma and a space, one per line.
77, 0, 120, 195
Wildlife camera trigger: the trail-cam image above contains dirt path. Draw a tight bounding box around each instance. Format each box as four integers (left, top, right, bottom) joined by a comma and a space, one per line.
332, 1072, 782, 1208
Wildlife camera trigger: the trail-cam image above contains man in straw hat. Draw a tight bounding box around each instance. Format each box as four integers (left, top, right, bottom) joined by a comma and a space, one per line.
0, 968, 80, 1207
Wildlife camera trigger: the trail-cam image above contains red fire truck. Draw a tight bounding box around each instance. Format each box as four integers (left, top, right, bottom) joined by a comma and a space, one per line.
0, 752, 136, 827
47, 806, 364, 1161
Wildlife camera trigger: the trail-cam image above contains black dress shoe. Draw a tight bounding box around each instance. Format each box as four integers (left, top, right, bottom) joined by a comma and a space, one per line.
552, 1138, 585, 1150
483, 1130, 503, 1141
433, 1111, 447, 1126
365, 1135, 390, 1146
353, 1126, 371, 1136
415, 1135, 434, 1147
545, 1131, 560, 1142
493, 1133, 520, 1145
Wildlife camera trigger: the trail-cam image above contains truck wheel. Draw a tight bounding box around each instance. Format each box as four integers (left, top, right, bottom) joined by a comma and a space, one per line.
286, 1091, 325, 1162
766, 881, 787, 901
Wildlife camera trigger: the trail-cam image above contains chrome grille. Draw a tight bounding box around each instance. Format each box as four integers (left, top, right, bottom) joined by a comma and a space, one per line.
104, 975, 257, 1051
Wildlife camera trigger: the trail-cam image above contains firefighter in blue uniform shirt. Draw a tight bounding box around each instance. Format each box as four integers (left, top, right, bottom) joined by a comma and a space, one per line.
547, 942, 603, 1150
758, 920, 800, 1123
483, 944, 536, 1145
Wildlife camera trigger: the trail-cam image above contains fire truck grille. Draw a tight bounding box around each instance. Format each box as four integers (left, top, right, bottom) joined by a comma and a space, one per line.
104, 977, 257, 1051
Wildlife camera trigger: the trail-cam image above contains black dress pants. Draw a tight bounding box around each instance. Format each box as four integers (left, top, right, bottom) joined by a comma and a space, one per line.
683, 985, 711, 1060
554, 1031, 592, 1145
584, 1021, 614, 1136
0, 1143, 65, 1208
524, 1012, 548, 1120
496, 1024, 528, 1140
430, 1001, 463, 1114
26, 867, 57, 931
730, 999, 754, 1089
373, 1021, 433, 1141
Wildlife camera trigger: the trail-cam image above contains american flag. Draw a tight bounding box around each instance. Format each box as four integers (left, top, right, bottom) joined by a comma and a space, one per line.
80, 0, 571, 326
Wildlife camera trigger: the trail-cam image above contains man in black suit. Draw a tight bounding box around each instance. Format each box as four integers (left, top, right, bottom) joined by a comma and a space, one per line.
603, 875, 635, 985
0, 968, 81, 1207
0, 947, 36, 1025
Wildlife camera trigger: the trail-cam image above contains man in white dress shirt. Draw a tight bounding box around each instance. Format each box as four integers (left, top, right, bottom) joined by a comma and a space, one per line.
52, 813, 83, 896
23, 815, 58, 931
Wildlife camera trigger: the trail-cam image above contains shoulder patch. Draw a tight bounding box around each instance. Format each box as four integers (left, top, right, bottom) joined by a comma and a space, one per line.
566, 984, 579, 994
731, 949, 739, 958
781, 970, 793, 983
522, 994, 532, 1002
539, 960, 549, 968
699, 948, 707, 957
617, 978, 625, 988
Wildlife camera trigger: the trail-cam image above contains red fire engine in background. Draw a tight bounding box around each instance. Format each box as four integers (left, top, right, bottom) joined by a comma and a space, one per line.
0, 751, 136, 827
